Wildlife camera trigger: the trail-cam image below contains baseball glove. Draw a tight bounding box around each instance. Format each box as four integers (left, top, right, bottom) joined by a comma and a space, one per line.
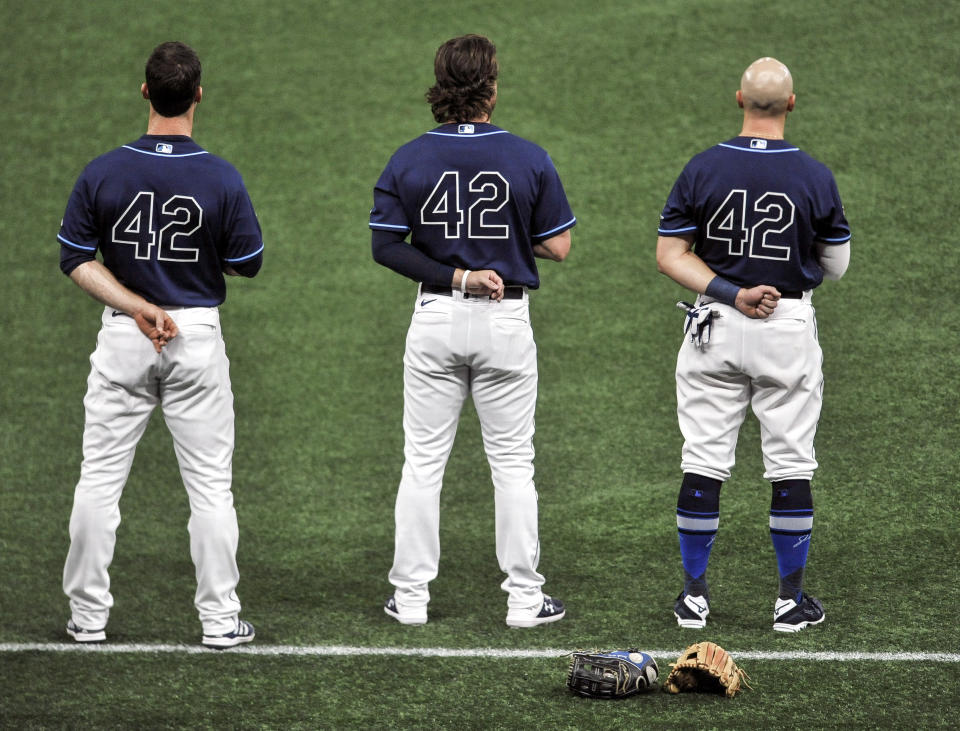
662, 641, 750, 697
566, 650, 659, 699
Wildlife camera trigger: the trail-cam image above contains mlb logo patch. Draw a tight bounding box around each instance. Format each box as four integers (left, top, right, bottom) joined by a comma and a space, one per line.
156, 143, 174, 154
458, 124, 475, 135
749, 138, 768, 150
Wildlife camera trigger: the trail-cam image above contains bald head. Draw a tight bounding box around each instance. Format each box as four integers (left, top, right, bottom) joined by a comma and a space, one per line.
739, 57, 794, 116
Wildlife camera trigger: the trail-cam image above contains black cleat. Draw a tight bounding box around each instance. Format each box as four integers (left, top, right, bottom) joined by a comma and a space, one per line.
674, 592, 710, 628
773, 593, 825, 632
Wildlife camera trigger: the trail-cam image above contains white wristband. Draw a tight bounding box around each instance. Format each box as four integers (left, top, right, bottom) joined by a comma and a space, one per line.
460, 270, 472, 293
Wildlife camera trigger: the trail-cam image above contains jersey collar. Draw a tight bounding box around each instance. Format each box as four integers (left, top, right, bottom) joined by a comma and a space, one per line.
122, 135, 208, 158
427, 122, 507, 138
719, 136, 799, 153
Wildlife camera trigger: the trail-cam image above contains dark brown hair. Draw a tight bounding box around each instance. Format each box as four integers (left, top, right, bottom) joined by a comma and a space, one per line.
426, 35, 498, 123
145, 41, 201, 118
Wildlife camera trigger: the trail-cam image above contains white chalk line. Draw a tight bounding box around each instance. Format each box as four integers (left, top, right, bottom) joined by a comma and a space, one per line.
0, 643, 958, 662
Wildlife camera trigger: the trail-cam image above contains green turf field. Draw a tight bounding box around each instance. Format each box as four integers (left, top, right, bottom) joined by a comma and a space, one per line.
2, 0, 958, 727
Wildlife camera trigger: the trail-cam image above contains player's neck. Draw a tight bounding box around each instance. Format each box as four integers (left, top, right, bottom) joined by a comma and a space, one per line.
739, 115, 786, 140
146, 108, 195, 137
443, 112, 491, 124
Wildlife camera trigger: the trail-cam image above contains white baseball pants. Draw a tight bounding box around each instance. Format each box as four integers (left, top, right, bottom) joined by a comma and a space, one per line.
676, 294, 823, 482
389, 288, 546, 612
63, 306, 242, 636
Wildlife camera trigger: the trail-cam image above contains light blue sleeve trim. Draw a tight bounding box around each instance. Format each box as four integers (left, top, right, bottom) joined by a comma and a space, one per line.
818, 235, 852, 243
533, 217, 576, 238
369, 222, 411, 231
57, 234, 97, 251
658, 225, 697, 235
224, 243, 264, 263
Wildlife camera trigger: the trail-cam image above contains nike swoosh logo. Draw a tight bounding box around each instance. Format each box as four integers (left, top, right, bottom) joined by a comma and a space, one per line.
688, 598, 708, 614
111, 310, 127, 318
775, 600, 793, 614
420, 299, 436, 307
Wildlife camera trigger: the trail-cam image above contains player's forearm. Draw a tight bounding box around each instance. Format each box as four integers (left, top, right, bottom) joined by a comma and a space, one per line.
69, 260, 152, 316
656, 235, 717, 294
533, 230, 571, 261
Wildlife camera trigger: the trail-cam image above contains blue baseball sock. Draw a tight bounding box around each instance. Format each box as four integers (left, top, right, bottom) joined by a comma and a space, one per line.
769, 479, 814, 601
677, 473, 721, 598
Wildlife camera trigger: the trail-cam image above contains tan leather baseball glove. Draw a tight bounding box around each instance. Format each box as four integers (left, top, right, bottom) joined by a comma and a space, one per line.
662, 641, 751, 697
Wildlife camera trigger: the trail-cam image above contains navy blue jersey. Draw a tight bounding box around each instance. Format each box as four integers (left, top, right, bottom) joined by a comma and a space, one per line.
369, 123, 575, 288
658, 137, 850, 292
58, 135, 263, 307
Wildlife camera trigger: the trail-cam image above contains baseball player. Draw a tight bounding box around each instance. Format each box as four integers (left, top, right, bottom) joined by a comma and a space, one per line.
58, 42, 263, 647
656, 58, 851, 632
370, 34, 575, 627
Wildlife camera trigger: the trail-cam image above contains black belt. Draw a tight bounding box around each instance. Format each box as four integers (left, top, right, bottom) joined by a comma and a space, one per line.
779, 291, 804, 299
422, 284, 525, 300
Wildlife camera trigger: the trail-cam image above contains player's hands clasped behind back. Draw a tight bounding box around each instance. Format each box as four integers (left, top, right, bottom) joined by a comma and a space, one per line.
462, 269, 506, 301
133, 304, 179, 353
735, 285, 780, 319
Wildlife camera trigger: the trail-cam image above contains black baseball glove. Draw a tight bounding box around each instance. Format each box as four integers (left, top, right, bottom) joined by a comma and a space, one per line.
566, 650, 659, 699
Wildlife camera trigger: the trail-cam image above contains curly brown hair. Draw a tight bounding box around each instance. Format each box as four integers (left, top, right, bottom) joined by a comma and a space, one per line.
426, 35, 498, 124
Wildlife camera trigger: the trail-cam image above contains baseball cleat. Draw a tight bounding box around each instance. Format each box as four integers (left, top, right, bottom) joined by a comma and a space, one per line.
773, 593, 825, 632
384, 596, 427, 625
202, 619, 255, 648
674, 592, 710, 628
66, 619, 106, 643
506, 595, 565, 628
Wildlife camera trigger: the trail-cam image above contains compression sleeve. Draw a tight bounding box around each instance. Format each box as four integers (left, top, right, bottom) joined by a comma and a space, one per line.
815, 240, 850, 280
371, 228, 456, 286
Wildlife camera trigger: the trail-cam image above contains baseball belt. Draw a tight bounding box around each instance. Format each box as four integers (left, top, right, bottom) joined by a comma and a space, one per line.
422, 284, 525, 299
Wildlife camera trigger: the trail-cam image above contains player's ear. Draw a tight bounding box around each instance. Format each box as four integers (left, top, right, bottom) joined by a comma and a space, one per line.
195, 86, 202, 105
786, 93, 795, 112
736, 90, 744, 109
141, 82, 150, 100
